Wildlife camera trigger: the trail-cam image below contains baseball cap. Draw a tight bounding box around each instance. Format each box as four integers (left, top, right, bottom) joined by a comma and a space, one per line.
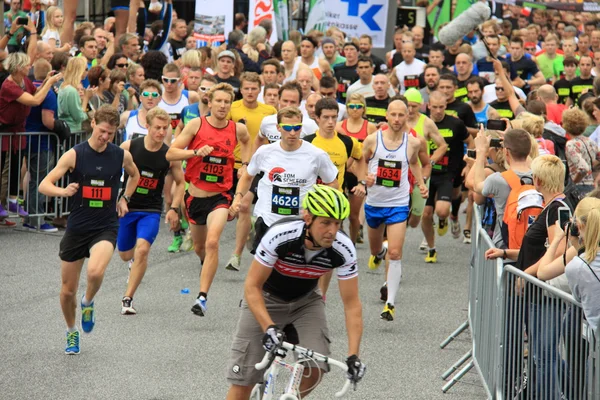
218, 50, 236, 61
404, 88, 422, 105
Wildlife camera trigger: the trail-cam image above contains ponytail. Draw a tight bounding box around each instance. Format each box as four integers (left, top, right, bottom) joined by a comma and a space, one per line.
584, 208, 600, 263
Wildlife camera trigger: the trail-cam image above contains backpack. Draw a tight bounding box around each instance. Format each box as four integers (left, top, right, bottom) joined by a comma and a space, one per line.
501, 170, 544, 250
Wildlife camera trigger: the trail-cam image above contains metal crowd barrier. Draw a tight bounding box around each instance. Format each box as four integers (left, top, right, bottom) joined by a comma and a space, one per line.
0, 131, 88, 230
441, 206, 600, 399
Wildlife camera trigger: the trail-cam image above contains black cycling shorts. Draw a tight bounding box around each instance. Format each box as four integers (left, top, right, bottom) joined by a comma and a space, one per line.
184, 192, 231, 226
426, 173, 453, 207
111, 0, 130, 10
249, 216, 270, 255
59, 228, 118, 262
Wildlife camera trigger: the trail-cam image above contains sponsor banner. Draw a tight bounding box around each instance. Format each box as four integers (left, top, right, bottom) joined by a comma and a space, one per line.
193, 0, 233, 45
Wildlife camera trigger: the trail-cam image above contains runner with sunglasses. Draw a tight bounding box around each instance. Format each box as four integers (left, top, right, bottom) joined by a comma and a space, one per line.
336, 93, 377, 244
230, 107, 338, 254
120, 79, 163, 142
175, 75, 218, 137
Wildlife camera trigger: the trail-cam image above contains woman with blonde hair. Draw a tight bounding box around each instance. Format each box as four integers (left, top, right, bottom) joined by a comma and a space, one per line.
58, 57, 95, 131
41, 6, 71, 53
243, 26, 267, 62
519, 112, 555, 155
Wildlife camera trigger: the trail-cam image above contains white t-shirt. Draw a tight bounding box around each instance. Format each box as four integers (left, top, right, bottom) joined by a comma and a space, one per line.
42, 29, 61, 47
482, 84, 527, 103
346, 77, 397, 99
248, 140, 338, 226
395, 59, 426, 94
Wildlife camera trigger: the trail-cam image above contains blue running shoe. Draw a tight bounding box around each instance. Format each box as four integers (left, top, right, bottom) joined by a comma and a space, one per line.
191, 297, 207, 317
81, 298, 95, 333
65, 330, 80, 354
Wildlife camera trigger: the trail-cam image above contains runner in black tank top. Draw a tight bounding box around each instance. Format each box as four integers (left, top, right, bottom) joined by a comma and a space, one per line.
39, 105, 140, 355
117, 109, 185, 315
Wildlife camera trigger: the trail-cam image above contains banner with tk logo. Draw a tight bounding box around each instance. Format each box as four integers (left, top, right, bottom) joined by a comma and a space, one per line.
305, 0, 389, 47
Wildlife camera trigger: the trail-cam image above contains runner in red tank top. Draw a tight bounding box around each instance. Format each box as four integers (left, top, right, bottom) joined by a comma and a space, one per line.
167, 83, 251, 318
335, 92, 377, 244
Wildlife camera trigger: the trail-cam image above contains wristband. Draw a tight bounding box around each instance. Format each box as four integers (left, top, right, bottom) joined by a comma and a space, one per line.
169, 207, 179, 213
503, 249, 507, 260
241, 162, 249, 166
6, 32, 12, 38
235, 192, 244, 198
193, 149, 198, 156
122, 194, 131, 203
358, 180, 366, 186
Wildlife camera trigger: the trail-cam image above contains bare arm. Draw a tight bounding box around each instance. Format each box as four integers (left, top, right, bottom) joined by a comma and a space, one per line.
424, 118, 447, 164
16, 73, 62, 107
355, 134, 375, 182
188, 91, 200, 104
39, 149, 77, 197
245, 260, 275, 331
252, 133, 269, 154
26, 19, 38, 63
525, 224, 567, 277
169, 161, 185, 209
121, 150, 140, 198
166, 117, 201, 161
41, 109, 55, 131
338, 277, 363, 357
100, 34, 116, 67
236, 122, 251, 164
417, 137, 431, 179
120, 111, 131, 129
528, 70, 546, 87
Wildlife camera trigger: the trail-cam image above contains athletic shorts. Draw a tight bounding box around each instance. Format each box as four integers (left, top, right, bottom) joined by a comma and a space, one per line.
116, 211, 161, 252
344, 171, 358, 193
364, 205, 409, 229
426, 173, 453, 207
410, 179, 430, 217
184, 192, 231, 226
227, 290, 331, 387
111, 0, 129, 10
249, 216, 270, 255
59, 228, 118, 262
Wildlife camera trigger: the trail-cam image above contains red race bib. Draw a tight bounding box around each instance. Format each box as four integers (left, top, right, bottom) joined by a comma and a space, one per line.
376, 159, 401, 187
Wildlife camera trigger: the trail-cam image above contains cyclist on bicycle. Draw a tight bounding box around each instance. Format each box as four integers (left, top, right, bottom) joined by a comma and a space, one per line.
225, 185, 365, 399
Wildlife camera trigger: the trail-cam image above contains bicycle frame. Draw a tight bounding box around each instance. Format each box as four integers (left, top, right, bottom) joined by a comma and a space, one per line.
251, 342, 352, 400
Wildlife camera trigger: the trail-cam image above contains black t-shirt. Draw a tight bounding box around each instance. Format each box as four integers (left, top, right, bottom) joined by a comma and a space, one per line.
365, 96, 390, 124
432, 114, 469, 175
570, 76, 594, 102
515, 199, 570, 271
334, 63, 359, 103
415, 44, 430, 63
391, 52, 404, 68
490, 100, 515, 120
446, 100, 477, 128
554, 78, 573, 105
510, 56, 539, 81
443, 50, 458, 68
369, 54, 387, 74
169, 38, 186, 60
216, 75, 242, 100
455, 74, 480, 103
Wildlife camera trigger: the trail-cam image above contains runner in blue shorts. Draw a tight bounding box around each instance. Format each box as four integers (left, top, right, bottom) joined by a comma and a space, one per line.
117, 108, 185, 315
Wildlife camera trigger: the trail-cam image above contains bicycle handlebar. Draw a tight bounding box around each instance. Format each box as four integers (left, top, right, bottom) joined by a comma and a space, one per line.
255, 341, 353, 398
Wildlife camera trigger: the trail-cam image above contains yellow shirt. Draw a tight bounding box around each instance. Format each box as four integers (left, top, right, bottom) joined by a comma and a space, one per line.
304, 130, 362, 190
228, 100, 277, 168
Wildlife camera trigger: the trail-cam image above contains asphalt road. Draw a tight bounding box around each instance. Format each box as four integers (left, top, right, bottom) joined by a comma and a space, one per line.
0, 214, 485, 399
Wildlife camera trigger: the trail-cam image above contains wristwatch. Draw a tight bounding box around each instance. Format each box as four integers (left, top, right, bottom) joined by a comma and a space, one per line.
122, 194, 131, 203
429, 159, 436, 166
358, 180, 367, 186
193, 149, 198, 156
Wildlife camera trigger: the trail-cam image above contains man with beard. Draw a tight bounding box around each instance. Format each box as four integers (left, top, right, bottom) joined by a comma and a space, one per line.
358, 34, 387, 74
437, 74, 477, 136
454, 53, 479, 103
570, 55, 595, 106
420, 65, 440, 110
321, 37, 346, 68
466, 77, 499, 127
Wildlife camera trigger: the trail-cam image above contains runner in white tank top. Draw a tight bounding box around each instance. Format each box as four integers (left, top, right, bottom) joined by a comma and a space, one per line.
282, 58, 301, 83
124, 110, 148, 142
158, 89, 190, 131
358, 100, 428, 322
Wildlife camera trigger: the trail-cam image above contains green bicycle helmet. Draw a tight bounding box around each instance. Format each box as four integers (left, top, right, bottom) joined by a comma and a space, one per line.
302, 184, 350, 220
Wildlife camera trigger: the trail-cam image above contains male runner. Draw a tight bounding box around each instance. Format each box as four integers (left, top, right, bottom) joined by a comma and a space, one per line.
422, 92, 473, 263
120, 79, 163, 141
466, 77, 500, 127
225, 185, 365, 400
359, 100, 428, 321
225, 72, 277, 272
39, 105, 140, 354
299, 35, 331, 80
174, 75, 217, 137
117, 108, 185, 314
166, 83, 251, 317
231, 107, 339, 252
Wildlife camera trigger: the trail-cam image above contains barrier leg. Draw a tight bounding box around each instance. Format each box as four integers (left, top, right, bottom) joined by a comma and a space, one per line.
442, 360, 474, 393
442, 350, 472, 380
440, 320, 469, 349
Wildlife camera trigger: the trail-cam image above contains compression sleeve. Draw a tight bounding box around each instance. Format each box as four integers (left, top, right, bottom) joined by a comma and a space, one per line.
136, 5, 147, 38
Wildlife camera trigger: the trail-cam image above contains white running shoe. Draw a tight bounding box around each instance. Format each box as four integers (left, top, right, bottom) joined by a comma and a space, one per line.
419, 238, 428, 252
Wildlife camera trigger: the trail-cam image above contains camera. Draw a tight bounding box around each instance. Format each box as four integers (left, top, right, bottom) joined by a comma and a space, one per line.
570, 222, 580, 237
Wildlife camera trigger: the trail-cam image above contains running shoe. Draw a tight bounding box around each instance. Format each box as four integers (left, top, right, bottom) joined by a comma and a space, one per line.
463, 230, 472, 244
191, 296, 207, 316
380, 283, 387, 303
226, 254, 241, 271
419, 238, 428, 252
39, 223, 58, 233
8, 201, 28, 217
168, 235, 183, 253
0, 204, 7, 218
180, 231, 194, 252
425, 249, 438, 263
437, 218, 448, 237
121, 296, 137, 315
450, 217, 461, 239
356, 225, 364, 244
65, 330, 80, 354
368, 244, 388, 270
0, 218, 16, 227
380, 303, 395, 321
81, 298, 95, 333
22, 223, 37, 231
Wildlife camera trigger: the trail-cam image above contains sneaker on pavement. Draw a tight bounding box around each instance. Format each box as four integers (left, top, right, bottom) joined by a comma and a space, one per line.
65, 330, 80, 354
8, 201, 28, 217
0, 204, 7, 218
425, 249, 438, 263
39, 223, 58, 233
379, 283, 387, 303
180, 231, 194, 252
191, 297, 207, 316
463, 230, 472, 244
356, 225, 364, 244
380, 303, 395, 321
168, 235, 183, 253
121, 296, 137, 315
0, 218, 16, 227
226, 254, 241, 271
450, 218, 461, 239
22, 223, 37, 231
368, 243, 388, 270
419, 238, 428, 252
81, 298, 95, 333
437, 219, 448, 237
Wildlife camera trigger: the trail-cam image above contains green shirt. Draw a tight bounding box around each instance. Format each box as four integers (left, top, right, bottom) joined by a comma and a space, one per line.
58, 86, 88, 132
537, 53, 562, 80
553, 55, 580, 79
5, 10, 27, 46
